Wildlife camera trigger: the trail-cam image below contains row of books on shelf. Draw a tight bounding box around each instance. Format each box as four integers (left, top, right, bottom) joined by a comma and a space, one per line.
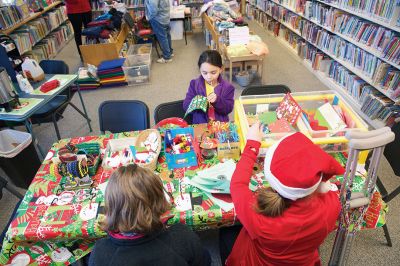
9, 6, 67, 54
24, 21, 73, 62
0, 0, 59, 30
123, 0, 145, 7
247, 2, 400, 98
256, 0, 400, 23
360, 87, 400, 125
91, 0, 106, 11
303, 1, 400, 65
296, 33, 400, 125
252, 0, 400, 68
0, 3, 29, 29
91, 0, 145, 10
247, 4, 400, 125
322, 0, 399, 22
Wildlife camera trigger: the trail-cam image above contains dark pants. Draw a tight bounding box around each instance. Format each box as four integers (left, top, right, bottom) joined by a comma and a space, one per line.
219, 225, 243, 265
149, 19, 173, 59
68, 11, 92, 56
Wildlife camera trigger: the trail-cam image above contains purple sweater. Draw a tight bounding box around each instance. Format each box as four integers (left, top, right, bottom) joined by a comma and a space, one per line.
183, 75, 235, 124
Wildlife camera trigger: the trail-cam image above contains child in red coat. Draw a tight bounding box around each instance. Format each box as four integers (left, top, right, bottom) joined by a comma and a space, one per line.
223, 122, 344, 266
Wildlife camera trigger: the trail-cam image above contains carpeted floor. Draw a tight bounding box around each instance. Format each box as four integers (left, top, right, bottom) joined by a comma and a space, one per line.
1, 20, 399, 265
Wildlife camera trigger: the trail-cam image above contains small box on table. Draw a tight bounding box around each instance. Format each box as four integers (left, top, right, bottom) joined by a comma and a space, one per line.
165, 127, 198, 170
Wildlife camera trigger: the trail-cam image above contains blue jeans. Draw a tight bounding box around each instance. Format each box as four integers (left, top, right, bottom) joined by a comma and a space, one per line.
150, 19, 173, 59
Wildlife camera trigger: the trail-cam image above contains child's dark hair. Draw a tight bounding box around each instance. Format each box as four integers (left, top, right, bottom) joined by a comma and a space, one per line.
198, 50, 223, 68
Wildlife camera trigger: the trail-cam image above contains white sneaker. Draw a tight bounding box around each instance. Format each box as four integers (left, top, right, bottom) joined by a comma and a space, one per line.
171, 53, 175, 57
157, 58, 173, 63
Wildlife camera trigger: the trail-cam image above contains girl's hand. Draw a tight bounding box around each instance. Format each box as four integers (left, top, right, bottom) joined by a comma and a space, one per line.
247, 121, 264, 143
207, 92, 217, 103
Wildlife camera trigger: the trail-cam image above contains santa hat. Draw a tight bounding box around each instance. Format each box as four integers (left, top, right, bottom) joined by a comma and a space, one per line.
264, 132, 345, 201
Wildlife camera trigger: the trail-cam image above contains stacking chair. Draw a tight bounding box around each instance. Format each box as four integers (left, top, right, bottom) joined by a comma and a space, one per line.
98, 100, 150, 134
154, 100, 192, 124
0, 175, 23, 248
29, 60, 72, 140
241, 84, 291, 96
133, 19, 161, 58
374, 122, 400, 247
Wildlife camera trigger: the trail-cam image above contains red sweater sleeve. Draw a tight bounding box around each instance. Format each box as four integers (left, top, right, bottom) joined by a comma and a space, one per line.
230, 140, 263, 239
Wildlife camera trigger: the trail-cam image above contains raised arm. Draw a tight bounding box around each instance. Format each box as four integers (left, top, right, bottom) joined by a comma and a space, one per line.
230, 122, 264, 238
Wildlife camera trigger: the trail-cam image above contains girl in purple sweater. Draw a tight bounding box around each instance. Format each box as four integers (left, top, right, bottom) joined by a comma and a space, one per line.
183, 50, 235, 124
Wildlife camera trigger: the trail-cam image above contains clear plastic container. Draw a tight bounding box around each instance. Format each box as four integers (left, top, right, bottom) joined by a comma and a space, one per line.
127, 43, 152, 56
234, 91, 369, 153
123, 54, 151, 84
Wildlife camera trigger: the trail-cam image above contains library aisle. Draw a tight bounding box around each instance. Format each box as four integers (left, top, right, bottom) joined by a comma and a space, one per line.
0, 16, 399, 264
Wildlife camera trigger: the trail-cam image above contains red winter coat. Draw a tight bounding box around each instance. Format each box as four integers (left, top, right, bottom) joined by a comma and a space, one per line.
227, 140, 341, 266
64, 0, 91, 14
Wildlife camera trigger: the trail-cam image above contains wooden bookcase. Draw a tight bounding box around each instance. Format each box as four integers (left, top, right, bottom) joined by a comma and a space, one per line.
79, 23, 130, 66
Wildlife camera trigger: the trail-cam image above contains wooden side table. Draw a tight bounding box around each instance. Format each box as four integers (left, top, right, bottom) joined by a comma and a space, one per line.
220, 44, 264, 83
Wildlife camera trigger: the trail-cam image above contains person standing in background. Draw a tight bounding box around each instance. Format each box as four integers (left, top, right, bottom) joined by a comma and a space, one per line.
64, 0, 92, 60
145, 0, 173, 63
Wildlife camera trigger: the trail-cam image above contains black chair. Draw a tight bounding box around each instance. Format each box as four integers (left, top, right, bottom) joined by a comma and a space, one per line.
154, 100, 192, 124
374, 123, 400, 247
241, 84, 291, 96
29, 60, 73, 140
0, 176, 23, 249
98, 100, 150, 134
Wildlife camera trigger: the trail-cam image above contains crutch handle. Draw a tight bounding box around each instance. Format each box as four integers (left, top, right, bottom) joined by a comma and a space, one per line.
347, 131, 395, 150
345, 127, 391, 140
349, 197, 370, 209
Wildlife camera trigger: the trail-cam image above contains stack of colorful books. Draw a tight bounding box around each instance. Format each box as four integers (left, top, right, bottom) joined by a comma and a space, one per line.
97, 58, 128, 87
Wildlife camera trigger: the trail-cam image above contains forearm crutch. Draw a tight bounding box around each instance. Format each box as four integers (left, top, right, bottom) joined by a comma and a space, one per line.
329, 127, 395, 266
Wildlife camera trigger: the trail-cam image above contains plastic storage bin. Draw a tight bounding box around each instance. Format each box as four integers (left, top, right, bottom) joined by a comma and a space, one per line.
234, 91, 368, 153
127, 43, 152, 56
0, 129, 41, 188
123, 54, 151, 84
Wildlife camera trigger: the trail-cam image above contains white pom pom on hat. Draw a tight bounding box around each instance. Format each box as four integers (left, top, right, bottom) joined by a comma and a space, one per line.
264, 132, 345, 201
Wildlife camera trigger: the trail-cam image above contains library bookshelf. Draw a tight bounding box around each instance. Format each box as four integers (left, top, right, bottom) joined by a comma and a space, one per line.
245, 0, 400, 129
0, 1, 62, 35
0, 1, 73, 61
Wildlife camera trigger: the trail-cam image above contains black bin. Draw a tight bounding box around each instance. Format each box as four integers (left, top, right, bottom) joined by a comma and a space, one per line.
0, 129, 41, 189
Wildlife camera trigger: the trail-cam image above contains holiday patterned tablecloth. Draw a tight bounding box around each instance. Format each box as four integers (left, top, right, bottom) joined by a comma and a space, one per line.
0, 130, 388, 265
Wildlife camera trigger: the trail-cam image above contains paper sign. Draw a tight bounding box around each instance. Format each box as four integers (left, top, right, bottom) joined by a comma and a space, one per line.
275, 93, 302, 125
174, 193, 192, 211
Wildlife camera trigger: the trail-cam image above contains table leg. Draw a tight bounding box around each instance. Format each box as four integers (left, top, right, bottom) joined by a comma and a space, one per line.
184, 18, 187, 45
75, 83, 93, 132
230, 61, 233, 83
24, 119, 45, 160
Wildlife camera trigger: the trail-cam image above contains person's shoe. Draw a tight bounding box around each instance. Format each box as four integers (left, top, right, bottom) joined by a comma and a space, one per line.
157, 57, 173, 63
171, 53, 174, 57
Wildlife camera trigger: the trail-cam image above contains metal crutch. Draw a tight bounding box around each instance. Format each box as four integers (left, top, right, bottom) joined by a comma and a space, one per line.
329, 127, 395, 266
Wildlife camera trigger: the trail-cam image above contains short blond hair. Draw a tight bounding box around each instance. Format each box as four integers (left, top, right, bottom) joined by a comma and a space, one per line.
101, 164, 170, 234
